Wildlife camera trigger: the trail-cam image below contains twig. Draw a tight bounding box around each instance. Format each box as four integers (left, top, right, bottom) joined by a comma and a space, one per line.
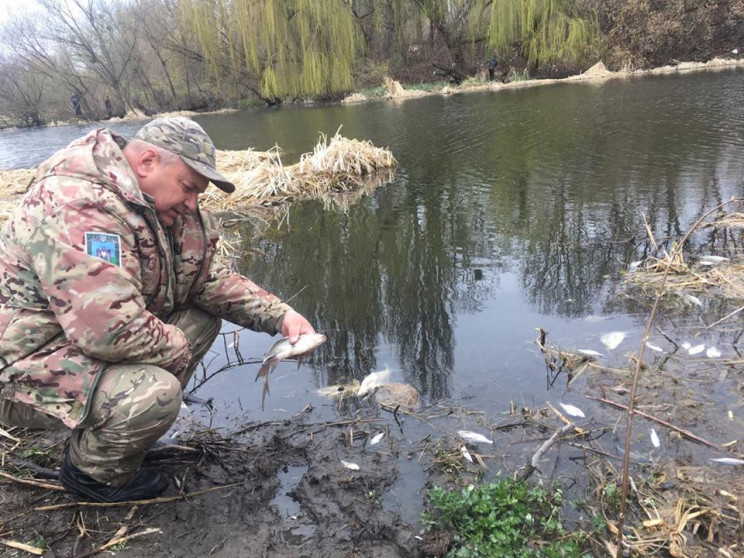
33, 483, 240, 511
587, 395, 722, 450
705, 304, 744, 329
519, 423, 574, 481
0, 470, 65, 491
0, 538, 44, 555
73, 527, 161, 558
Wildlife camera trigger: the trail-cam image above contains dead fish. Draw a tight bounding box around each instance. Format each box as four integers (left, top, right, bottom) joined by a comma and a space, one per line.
681, 293, 703, 307
646, 342, 664, 353
578, 349, 603, 357
358, 367, 392, 397
461, 446, 473, 463
706, 347, 721, 358
628, 260, 643, 272
255, 333, 327, 410
710, 457, 744, 466
650, 429, 660, 448
369, 432, 385, 446
341, 460, 360, 471
559, 402, 586, 418
457, 430, 494, 445
688, 344, 705, 356
699, 255, 729, 265
601, 331, 626, 351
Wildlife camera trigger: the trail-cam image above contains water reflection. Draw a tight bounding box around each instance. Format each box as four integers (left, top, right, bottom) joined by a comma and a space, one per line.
2, 69, 744, 411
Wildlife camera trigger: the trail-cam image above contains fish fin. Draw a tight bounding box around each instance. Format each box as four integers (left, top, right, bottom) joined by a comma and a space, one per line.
261, 362, 276, 411
255, 361, 271, 383
296, 357, 303, 371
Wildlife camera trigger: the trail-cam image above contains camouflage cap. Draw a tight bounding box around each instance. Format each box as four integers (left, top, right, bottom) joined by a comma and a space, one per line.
135, 116, 235, 193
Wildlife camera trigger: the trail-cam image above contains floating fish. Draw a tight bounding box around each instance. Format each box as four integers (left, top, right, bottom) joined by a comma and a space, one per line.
559, 402, 586, 418
681, 342, 692, 350
461, 446, 473, 463
583, 315, 606, 323
699, 255, 729, 264
681, 294, 703, 307
457, 430, 494, 445
650, 429, 660, 448
688, 344, 705, 355
601, 331, 626, 351
255, 333, 327, 411
710, 457, 744, 466
706, 347, 721, 358
578, 349, 603, 357
341, 460, 361, 471
358, 367, 392, 397
369, 432, 385, 446
646, 343, 664, 353
628, 260, 643, 273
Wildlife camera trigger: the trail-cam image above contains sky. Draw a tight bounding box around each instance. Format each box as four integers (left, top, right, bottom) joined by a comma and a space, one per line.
0, 0, 42, 22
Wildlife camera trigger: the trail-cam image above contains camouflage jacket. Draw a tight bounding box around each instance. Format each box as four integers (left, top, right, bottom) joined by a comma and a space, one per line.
0, 129, 291, 428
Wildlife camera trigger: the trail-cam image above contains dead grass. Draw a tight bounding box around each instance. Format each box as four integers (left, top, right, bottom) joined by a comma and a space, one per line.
0, 132, 397, 225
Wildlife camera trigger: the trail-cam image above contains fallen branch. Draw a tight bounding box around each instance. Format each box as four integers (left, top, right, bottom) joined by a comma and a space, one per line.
34, 483, 240, 512
519, 423, 575, 481
587, 395, 722, 450
0, 470, 65, 491
0, 538, 44, 555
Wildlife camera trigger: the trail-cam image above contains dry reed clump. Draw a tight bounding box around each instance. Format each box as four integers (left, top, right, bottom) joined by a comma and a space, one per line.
624, 208, 744, 303
0, 133, 396, 225
200, 131, 397, 212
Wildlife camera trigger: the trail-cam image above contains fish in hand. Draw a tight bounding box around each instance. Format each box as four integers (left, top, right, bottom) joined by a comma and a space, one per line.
255, 333, 327, 410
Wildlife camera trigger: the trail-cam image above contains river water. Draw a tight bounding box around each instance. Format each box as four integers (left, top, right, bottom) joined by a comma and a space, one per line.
2, 69, 743, 423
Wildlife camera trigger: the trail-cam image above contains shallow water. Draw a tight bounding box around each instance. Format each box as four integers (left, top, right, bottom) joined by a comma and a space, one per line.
2, 69, 744, 423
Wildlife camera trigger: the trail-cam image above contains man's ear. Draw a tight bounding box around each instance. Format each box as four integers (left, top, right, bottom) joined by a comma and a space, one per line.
130, 148, 160, 179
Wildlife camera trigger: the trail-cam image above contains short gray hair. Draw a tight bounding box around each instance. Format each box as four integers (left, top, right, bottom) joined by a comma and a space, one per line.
127, 138, 180, 166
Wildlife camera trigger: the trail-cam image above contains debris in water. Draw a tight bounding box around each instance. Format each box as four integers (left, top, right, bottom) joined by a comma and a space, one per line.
706, 347, 721, 358
688, 344, 705, 355
559, 402, 586, 418
358, 367, 392, 397
600, 331, 626, 350
341, 460, 361, 471
728, 410, 734, 421
461, 446, 473, 463
650, 429, 661, 448
457, 430, 494, 445
710, 457, 744, 466
369, 432, 385, 446
578, 349, 603, 357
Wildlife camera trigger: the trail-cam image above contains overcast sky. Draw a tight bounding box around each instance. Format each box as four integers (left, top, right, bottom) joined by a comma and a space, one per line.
0, 0, 43, 22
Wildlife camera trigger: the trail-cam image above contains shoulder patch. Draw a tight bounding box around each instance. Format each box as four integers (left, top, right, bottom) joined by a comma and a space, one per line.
85, 232, 121, 266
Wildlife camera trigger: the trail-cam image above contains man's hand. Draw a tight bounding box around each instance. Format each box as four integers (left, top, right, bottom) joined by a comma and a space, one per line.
280, 309, 316, 345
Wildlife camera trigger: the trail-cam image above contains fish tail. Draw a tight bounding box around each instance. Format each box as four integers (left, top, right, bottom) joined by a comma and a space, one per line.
255, 361, 270, 383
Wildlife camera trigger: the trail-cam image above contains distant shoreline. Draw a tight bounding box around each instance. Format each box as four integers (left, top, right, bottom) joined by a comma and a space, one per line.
3, 57, 743, 133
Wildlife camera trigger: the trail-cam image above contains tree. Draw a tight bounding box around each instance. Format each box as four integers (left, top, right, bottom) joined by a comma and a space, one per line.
180, 0, 363, 102
0, 56, 47, 126
486, 0, 598, 72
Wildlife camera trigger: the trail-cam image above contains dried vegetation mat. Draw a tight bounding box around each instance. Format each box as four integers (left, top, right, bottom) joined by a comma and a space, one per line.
532, 200, 744, 556
0, 130, 397, 226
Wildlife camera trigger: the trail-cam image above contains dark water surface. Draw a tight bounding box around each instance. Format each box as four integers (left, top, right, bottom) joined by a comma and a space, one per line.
2, 69, 743, 423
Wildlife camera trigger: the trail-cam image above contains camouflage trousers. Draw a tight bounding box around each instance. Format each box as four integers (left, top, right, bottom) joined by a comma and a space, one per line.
0, 307, 220, 486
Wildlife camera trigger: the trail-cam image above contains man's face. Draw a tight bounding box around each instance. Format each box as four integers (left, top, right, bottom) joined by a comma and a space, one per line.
140, 157, 209, 226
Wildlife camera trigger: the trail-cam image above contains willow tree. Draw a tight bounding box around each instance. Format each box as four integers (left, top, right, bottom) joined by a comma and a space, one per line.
179, 0, 362, 102
486, 0, 598, 71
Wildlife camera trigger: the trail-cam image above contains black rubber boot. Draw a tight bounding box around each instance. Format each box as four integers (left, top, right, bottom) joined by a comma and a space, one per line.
59, 451, 168, 503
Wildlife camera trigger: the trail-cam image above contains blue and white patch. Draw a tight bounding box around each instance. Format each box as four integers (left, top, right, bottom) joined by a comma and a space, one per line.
85, 232, 122, 266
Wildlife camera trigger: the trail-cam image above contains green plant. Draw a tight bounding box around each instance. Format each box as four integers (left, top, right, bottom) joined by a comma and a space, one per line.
423, 478, 583, 557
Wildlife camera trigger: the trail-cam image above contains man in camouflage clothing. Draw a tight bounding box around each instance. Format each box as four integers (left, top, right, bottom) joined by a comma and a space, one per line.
0, 117, 317, 502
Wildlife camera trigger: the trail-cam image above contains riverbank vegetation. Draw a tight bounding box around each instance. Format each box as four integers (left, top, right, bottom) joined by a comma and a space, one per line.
0, 0, 741, 128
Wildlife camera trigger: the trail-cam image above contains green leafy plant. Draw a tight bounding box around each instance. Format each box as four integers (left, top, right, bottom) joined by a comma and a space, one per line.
423, 478, 584, 557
